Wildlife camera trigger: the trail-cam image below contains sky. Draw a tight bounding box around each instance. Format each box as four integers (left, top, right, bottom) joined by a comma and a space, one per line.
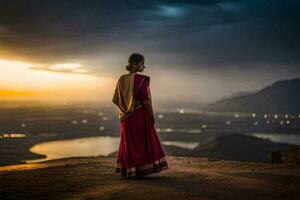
0, 0, 299, 104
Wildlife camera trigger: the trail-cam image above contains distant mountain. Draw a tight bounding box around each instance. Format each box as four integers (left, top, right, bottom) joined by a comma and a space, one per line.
205, 78, 300, 114
215, 91, 255, 102
194, 134, 294, 162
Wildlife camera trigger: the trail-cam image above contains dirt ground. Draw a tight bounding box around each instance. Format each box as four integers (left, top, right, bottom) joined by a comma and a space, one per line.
0, 155, 300, 200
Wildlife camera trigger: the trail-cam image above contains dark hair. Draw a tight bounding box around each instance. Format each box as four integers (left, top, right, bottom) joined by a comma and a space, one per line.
126, 53, 144, 72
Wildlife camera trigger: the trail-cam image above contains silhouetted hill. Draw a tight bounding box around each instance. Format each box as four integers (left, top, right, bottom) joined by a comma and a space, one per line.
157, 134, 294, 163
194, 134, 294, 162
205, 78, 300, 114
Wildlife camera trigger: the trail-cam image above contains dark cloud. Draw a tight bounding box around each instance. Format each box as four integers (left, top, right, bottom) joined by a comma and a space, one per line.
0, 0, 299, 74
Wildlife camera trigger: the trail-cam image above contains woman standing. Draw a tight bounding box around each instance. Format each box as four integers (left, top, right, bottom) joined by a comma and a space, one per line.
112, 53, 168, 179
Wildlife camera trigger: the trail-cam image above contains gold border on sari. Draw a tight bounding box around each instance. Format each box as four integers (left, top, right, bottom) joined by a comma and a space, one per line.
115, 156, 168, 178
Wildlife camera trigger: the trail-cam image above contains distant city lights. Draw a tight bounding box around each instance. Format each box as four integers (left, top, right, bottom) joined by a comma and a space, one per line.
158, 114, 164, 119
188, 129, 202, 133
98, 112, 103, 117
0, 133, 26, 138
102, 116, 108, 121
285, 114, 289, 119
165, 128, 173, 132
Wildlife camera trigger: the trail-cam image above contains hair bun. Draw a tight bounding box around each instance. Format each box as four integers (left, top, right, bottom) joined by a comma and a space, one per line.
125, 64, 132, 71
126, 53, 144, 72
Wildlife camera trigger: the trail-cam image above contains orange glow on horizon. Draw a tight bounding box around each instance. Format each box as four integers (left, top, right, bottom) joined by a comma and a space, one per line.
0, 88, 36, 98
0, 59, 115, 101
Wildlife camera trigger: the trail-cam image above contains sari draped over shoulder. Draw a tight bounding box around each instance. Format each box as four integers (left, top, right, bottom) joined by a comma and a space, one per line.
112, 72, 168, 178
112, 72, 149, 121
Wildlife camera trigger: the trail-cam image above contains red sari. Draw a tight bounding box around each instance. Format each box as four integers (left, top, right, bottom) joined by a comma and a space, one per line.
115, 73, 168, 178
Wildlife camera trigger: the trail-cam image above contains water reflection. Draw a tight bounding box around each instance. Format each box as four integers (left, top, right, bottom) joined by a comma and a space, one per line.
27, 136, 120, 163
249, 133, 300, 145
26, 136, 199, 163
156, 128, 203, 133
0, 133, 26, 138
162, 141, 199, 150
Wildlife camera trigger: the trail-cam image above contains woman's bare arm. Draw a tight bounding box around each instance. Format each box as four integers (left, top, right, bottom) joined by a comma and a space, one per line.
142, 99, 155, 124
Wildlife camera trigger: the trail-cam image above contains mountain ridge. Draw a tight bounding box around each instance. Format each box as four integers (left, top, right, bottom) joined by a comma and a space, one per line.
205, 78, 300, 114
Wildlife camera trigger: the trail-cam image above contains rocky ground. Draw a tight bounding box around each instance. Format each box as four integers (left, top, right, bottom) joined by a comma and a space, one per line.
0, 155, 300, 200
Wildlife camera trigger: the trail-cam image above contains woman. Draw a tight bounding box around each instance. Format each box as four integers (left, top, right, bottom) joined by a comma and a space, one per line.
112, 53, 168, 179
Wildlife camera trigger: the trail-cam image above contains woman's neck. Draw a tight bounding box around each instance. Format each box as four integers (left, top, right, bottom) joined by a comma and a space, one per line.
129, 71, 138, 74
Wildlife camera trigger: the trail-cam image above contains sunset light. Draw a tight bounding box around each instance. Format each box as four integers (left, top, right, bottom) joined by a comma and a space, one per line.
0, 1, 300, 199
0, 59, 114, 101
